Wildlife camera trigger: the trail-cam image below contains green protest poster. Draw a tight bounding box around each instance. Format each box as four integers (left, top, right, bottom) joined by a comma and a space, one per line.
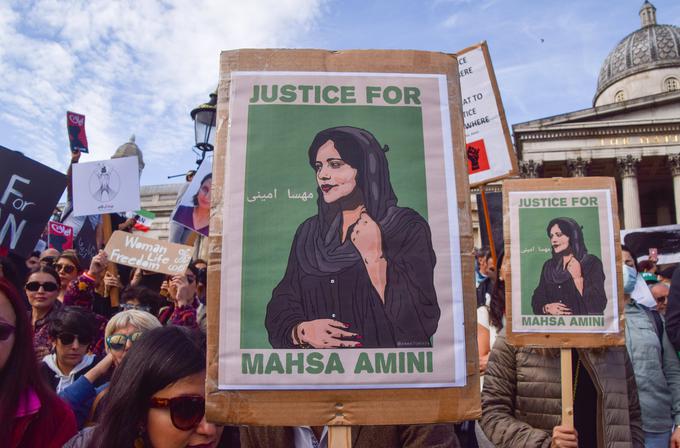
505, 179, 623, 345
217, 71, 467, 389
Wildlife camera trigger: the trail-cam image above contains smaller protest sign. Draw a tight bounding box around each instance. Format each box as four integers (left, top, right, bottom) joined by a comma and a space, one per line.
456, 42, 517, 186
67, 111, 89, 153
72, 156, 140, 217
171, 155, 212, 236
104, 230, 192, 275
503, 177, 624, 347
47, 221, 73, 251
0, 147, 67, 257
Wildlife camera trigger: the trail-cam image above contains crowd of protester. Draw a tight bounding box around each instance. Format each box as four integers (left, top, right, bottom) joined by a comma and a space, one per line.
3, 155, 680, 447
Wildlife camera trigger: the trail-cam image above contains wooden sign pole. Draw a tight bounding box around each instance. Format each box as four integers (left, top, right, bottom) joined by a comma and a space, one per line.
560, 348, 574, 427
328, 426, 351, 448
101, 214, 120, 307
479, 184, 497, 267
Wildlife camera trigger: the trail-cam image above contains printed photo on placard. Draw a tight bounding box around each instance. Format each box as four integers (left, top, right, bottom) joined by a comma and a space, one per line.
218, 71, 466, 390
506, 184, 620, 335
170, 155, 212, 237
72, 156, 140, 217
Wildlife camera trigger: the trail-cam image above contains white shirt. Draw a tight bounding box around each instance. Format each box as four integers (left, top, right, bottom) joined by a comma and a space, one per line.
293, 426, 328, 448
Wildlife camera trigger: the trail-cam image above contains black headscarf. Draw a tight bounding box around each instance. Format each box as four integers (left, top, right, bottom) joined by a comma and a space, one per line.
545, 217, 588, 284
295, 126, 407, 275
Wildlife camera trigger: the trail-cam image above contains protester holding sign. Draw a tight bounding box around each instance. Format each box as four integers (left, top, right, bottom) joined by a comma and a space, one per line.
480, 334, 643, 447
622, 246, 680, 447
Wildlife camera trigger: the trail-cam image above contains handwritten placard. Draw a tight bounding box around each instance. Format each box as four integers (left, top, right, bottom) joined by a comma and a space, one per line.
104, 230, 192, 275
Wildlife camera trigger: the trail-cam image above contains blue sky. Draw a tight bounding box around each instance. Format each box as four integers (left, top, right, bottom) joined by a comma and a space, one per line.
2, 0, 679, 186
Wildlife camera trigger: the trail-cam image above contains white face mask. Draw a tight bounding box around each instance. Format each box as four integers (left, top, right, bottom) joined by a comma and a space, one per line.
623, 263, 637, 294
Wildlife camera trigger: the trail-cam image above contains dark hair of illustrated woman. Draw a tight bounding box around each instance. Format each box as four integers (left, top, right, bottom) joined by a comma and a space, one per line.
192, 173, 212, 207
88, 326, 206, 448
546, 217, 587, 260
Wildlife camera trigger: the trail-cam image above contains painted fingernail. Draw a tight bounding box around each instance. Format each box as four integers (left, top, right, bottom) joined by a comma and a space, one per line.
356, 335, 363, 339
356, 342, 363, 348
344, 323, 351, 328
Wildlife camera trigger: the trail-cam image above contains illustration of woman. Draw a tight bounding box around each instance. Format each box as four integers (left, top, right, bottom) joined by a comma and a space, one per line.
172, 173, 211, 236
265, 126, 440, 349
531, 217, 607, 316
94, 165, 114, 202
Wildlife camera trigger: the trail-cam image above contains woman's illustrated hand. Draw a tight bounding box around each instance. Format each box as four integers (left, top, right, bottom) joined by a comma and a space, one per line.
350, 209, 383, 263
550, 425, 578, 448
543, 302, 572, 315
564, 255, 582, 279
88, 250, 109, 277
295, 319, 361, 348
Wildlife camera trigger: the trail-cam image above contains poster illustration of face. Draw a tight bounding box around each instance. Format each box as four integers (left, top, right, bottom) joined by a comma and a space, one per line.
170, 155, 212, 237
505, 180, 621, 339
218, 72, 466, 390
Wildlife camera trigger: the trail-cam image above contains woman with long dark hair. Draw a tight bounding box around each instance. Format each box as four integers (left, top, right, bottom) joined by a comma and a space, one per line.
531, 217, 607, 316
27, 265, 63, 359
64, 326, 222, 448
265, 126, 440, 349
0, 278, 77, 447
477, 251, 506, 376
172, 173, 211, 236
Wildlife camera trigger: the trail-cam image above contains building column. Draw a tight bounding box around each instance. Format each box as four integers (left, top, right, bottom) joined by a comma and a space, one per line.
519, 159, 542, 178
617, 155, 641, 230
567, 157, 590, 177
669, 154, 680, 224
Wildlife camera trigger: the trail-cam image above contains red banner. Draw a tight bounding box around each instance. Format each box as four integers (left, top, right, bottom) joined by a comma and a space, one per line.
67, 111, 89, 153
48, 221, 73, 251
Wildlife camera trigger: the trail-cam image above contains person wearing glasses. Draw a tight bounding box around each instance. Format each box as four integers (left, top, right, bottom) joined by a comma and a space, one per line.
55, 250, 81, 302
64, 326, 226, 448
40, 307, 101, 393
26, 266, 63, 360
39, 247, 60, 268
0, 278, 78, 447
158, 265, 200, 328
59, 309, 161, 428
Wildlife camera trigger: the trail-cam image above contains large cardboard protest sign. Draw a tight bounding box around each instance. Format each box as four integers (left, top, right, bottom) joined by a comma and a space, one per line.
457, 42, 517, 186
48, 221, 74, 251
0, 147, 67, 257
72, 156, 140, 217
503, 178, 624, 347
206, 49, 478, 426
104, 230, 192, 275
171, 155, 212, 237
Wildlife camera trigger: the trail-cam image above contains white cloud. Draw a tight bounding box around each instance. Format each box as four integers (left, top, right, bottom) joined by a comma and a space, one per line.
0, 0, 323, 183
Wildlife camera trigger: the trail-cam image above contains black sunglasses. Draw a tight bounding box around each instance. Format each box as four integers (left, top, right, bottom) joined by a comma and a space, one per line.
58, 332, 92, 346
149, 395, 205, 430
0, 322, 15, 341
55, 263, 77, 274
40, 256, 56, 266
25, 281, 59, 292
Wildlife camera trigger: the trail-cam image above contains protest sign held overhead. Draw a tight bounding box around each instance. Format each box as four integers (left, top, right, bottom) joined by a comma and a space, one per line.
72, 156, 140, 217
503, 177, 624, 348
171, 155, 212, 237
456, 42, 517, 186
0, 147, 67, 257
206, 49, 478, 427
67, 111, 89, 153
47, 221, 73, 251
104, 230, 193, 275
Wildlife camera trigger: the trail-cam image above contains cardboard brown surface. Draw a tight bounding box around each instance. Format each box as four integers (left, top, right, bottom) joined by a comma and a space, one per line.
206, 49, 479, 426
503, 177, 625, 348
104, 230, 193, 276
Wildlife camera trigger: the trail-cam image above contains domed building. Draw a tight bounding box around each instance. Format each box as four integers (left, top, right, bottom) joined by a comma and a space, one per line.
513, 1, 680, 229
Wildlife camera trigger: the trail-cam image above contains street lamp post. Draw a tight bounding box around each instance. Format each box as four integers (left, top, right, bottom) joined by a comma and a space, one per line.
190, 92, 217, 166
